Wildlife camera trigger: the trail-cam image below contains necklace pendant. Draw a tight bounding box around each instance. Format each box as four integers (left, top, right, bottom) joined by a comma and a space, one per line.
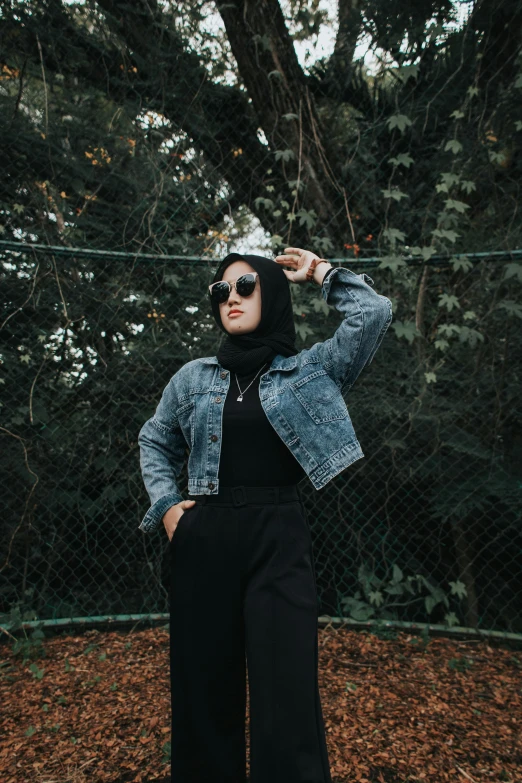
237, 395, 243, 402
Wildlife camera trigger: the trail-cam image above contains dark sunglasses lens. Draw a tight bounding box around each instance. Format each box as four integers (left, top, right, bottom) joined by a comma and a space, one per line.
236, 274, 256, 296
210, 281, 231, 303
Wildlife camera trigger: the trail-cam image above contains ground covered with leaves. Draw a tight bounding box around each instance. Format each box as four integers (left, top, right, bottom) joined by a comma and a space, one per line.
1, 624, 520, 783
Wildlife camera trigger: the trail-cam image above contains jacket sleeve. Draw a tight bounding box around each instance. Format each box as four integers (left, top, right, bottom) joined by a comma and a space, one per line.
308, 266, 393, 393
138, 376, 187, 533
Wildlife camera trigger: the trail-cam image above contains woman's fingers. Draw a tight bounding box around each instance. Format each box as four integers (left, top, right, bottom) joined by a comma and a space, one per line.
275, 257, 296, 267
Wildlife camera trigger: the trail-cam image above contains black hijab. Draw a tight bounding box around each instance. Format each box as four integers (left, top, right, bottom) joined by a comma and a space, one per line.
210, 252, 299, 376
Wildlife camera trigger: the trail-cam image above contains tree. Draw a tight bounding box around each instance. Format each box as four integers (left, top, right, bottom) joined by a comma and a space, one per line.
1, 0, 522, 629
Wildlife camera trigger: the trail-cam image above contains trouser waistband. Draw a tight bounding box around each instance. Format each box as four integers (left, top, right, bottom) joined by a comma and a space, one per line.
190, 484, 300, 507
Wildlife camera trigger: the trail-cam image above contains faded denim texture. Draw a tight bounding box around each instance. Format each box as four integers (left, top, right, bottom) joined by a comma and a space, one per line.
138, 267, 393, 533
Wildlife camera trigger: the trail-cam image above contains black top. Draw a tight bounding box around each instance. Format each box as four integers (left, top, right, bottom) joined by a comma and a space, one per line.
218, 365, 306, 487
217, 266, 335, 487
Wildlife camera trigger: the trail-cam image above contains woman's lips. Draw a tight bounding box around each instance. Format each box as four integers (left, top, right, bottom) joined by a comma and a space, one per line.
228, 311, 243, 318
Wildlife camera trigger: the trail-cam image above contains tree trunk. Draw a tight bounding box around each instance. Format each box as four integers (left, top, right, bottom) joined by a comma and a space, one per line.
217, 0, 342, 237
450, 518, 479, 628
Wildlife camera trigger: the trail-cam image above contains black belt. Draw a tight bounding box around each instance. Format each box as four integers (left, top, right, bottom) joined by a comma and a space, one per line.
190, 484, 301, 507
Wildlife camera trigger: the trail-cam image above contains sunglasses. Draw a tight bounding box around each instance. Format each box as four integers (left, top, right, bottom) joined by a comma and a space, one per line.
208, 272, 259, 303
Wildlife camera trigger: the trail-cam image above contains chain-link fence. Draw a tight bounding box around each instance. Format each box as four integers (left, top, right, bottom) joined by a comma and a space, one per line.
1, 0, 522, 634
1, 241, 521, 634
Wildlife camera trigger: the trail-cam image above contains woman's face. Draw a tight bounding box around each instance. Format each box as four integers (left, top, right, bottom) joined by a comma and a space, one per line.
219, 260, 262, 334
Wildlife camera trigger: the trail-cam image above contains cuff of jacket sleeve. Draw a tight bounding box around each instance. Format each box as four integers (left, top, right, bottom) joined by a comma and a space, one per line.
321, 266, 375, 302
139, 492, 184, 534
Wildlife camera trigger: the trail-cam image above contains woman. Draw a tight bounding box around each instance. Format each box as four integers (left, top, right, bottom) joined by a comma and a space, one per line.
138, 247, 393, 783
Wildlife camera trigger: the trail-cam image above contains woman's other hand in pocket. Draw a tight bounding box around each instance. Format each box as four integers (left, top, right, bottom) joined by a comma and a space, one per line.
163, 499, 197, 542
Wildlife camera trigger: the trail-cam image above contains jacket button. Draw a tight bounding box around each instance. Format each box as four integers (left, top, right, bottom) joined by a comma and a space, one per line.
215, 396, 222, 403
208, 482, 215, 489
210, 434, 218, 442
220, 371, 227, 379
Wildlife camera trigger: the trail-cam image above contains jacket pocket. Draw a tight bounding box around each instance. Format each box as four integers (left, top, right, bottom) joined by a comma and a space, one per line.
176, 399, 195, 448
290, 370, 348, 424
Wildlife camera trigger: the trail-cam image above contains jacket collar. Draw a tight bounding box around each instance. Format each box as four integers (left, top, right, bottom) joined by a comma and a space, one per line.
199, 354, 298, 372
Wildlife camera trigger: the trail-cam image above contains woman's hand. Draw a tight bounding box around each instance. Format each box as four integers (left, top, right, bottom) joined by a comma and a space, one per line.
274, 247, 329, 284
163, 499, 196, 542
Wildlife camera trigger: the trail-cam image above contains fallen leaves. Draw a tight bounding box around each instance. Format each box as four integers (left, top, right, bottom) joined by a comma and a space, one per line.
0, 625, 520, 782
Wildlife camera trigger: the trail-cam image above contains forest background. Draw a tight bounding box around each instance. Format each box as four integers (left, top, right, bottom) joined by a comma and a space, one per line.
0, 0, 521, 635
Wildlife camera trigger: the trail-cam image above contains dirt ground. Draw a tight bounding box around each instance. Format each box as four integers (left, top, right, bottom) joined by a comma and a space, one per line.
1, 623, 520, 783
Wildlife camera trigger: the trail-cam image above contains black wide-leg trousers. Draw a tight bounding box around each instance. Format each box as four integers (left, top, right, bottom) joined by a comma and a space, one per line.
168, 483, 332, 783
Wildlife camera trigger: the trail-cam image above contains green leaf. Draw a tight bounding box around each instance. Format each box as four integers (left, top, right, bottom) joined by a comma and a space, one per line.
386, 113, 412, 132
425, 595, 438, 614
352, 606, 375, 621
295, 208, 317, 229
269, 234, 284, 248
254, 197, 274, 211
496, 300, 522, 319
438, 293, 461, 312
388, 153, 414, 168
459, 180, 476, 194
282, 113, 298, 121
503, 262, 522, 282
311, 235, 333, 253
409, 245, 430, 258
164, 273, 180, 289
383, 584, 404, 596
391, 320, 419, 343
458, 326, 484, 347
441, 171, 460, 185
381, 188, 408, 202
450, 255, 473, 272
431, 228, 460, 243
444, 199, 470, 213
425, 372, 437, 384
444, 612, 460, 627
437, 323, 461, 338
311, 297, 329, 316
369, 590, 384, 607
396, 64, 419, 82
450, 109, 465, 119
449, 580, 467, 599
29, 663, 45, 680
382, 227, 406, 244
378, 254, 406, 272
419, 246, 436, 261
295, 322, 315, 341
444, 139, 463, 154
274, 149, 295, 163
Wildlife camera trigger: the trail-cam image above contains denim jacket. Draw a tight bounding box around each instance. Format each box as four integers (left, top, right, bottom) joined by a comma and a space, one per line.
138, 267, 393, 533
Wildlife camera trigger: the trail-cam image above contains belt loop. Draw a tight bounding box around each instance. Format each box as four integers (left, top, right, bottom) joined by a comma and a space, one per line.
231, 486, 247, 507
